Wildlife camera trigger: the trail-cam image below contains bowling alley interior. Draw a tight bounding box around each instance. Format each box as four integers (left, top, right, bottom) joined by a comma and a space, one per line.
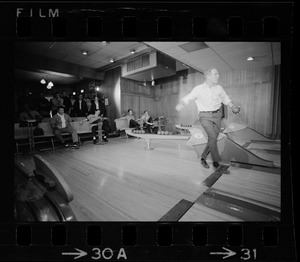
14, 42, 282, 222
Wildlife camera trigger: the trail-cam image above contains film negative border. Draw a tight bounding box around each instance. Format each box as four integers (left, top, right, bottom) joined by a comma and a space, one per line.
2, 2, 292, 40
15, 15, 282, 40
0, 222, 296, 261
0, 1, 295, 262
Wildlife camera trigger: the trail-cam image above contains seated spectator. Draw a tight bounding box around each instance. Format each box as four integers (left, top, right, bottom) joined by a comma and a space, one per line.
73, 94, 88, 117
50, 92, 64, 116
85, 96, 92, 114
80, 110, 109, 144
120, 109, 143, 129
140, 110, 154, 133
19, 104, 43, 127
50, 106, 79, 149
62, 90, 72, 115
69, 94, 76, 116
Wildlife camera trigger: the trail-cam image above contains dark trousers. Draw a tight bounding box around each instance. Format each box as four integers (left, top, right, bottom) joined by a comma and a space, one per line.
143, 117, 153, 133
129, 119, 140, 128
91, 120, 109, 138
53, 126, 78, 144
199, 110, 222, 162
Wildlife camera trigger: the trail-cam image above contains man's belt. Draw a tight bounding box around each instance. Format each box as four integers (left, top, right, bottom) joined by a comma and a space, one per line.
200, 108, 220, 113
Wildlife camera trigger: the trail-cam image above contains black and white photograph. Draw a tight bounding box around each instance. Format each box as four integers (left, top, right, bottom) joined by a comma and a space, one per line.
14, 41, 281, 222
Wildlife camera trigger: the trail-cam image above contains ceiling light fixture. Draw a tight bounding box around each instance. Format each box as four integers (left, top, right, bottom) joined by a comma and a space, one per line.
40, 78, 46, 84
110, 58, 115, 63
46, 81, 53, 89
82, 50, 88, 55
247, 56, 254, 61
130, 49, 135, 54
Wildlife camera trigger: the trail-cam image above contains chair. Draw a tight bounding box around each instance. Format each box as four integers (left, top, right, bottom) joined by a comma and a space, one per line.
114, 118, 135, 139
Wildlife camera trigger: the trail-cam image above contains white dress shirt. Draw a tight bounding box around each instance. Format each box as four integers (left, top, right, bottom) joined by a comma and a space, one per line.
95, 101, 99, 110
182, 82, 231, 112
57, 113, 66, 128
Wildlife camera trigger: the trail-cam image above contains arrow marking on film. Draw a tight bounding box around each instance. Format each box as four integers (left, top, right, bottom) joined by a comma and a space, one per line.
210, 247, 236, 259
62, 248, 87, 259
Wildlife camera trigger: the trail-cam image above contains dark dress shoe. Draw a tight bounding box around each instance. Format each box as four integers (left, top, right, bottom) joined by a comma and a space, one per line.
201, 158, 210, 169
213, 162, 220, 169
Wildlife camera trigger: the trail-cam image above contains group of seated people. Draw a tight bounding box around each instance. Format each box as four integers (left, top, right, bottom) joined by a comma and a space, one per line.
17, 88, 107, 120
120, 109, 154, 133
17, 101, 157, 150
18, 102, 110, 149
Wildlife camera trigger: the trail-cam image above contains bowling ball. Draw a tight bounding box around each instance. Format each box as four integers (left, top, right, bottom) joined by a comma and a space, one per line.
133, 130, 136, 133
157, 131, 161, 135
232, 106, 240, 114
142, 130, 145, 134
165, 131, 169, 135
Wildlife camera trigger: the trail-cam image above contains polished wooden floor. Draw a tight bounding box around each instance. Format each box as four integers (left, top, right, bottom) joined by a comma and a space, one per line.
18, 136, 281, 221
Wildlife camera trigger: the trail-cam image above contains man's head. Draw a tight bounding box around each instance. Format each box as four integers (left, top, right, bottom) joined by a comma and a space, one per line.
204, 67, 220, 84
78, 94, 83, 100
128, 109, 133, 115
54, 92, 61, 99
95, 110, 100, 116
57, 106, 64, 115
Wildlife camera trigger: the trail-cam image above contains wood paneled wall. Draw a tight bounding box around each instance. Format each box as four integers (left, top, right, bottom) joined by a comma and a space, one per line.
101, 67, 122, 131
120, 77, 155, 119
153, 67, 275, 136
105, 66, 277, 136
219, 67, 273, 136
153, 70, 204, 130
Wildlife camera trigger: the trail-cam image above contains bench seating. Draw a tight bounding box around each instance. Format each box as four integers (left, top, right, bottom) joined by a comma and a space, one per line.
14, 120, 94, 153
114, 118, 135, 139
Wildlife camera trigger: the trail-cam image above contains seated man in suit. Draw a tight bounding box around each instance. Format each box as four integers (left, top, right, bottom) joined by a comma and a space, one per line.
73, 94, 88, 117
80, 110, 109, 144
19, 103, 43, 127
50, 106, 79, 149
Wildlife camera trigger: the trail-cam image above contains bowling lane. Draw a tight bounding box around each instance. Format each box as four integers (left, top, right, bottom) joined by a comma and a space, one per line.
225, 127, 281, 167
17, 137, 216, 221
246, 141, 281, 151
245, 141, 281, 167
180, 165, 280, 221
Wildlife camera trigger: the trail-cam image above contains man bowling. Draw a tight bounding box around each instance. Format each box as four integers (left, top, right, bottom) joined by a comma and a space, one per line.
176, 67, 240, 169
